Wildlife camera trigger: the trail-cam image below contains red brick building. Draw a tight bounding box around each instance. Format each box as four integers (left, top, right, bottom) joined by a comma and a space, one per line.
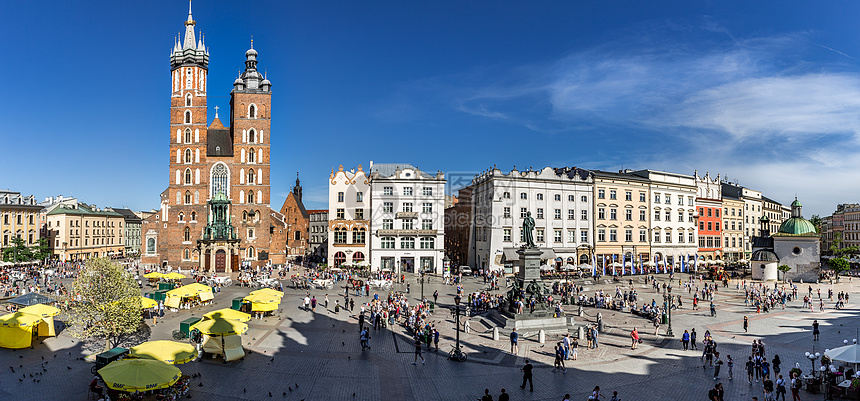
695, 172, 723, 261
278, 174, 309, 262
141, 4, 281, 271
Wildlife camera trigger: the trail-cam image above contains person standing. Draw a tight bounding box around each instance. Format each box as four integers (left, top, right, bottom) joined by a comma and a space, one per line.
744, 316, 749, 333
727, 355, 734, 380
520, 360, 533, 392
710, 301, 716, 317
563, 333, 571, 360
311, 296, 317, 312
433, 328, 440, 351
682, 330, 690, 350
358, 313, 365, 332
592, 325, 600, 349
510, 328, 519, 355
498, 388, 509, 401
571, 336, 579, 360
714, 353, 723, 380
324, 294, 329, 309
763, 375, 775, 401
433, 290, 438, 304
790, 373, 801, 401
812, 320, 820, 341
481, 389, 493, 401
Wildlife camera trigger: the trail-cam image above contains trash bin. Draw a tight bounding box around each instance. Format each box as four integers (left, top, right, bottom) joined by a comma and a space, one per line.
153, 290, 168, 302
231, 297, 246, 311
94, 347, 129, 371
158, 282, 176, 291
179, 317, 201, 337
662, 312, 668, 325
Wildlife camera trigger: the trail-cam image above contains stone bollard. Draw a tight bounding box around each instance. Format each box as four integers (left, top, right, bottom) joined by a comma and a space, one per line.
578, 325, 585, 339
493, 327, 499, 341
538, 329, 546, 344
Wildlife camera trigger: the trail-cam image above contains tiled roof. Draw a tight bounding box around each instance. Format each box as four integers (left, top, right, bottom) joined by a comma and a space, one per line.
371, 163, 434, 178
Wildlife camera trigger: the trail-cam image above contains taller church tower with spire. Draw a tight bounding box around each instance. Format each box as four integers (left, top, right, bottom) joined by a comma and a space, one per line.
142, 2, 278, 271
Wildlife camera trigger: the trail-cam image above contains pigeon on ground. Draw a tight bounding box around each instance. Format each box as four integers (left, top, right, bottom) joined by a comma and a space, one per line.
198, 383, 203, 387
269, 392, 272, 397
295, 384, 298, 388
288, 387, 292, 391
9, 366, 14, 373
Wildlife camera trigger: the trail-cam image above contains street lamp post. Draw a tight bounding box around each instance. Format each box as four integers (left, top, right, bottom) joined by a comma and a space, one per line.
664, 286, 674, 337
806, 350, 821, 378
420, 271, 425, 301
449, 294, 466, 361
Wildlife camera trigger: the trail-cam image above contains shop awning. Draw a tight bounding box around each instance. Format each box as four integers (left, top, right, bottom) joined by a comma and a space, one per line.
540, 249, 557, 259
502, 248, 519, 260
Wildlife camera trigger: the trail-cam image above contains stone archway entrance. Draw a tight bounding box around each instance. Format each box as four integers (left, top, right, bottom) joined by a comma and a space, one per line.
215, 249, 227, 272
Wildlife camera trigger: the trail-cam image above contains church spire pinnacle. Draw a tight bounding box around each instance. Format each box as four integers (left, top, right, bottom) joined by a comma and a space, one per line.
182, 0, 197, 50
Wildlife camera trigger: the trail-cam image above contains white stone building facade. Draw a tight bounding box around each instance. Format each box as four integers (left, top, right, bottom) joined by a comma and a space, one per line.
327, 164, 370, 267
469, 167, 594, 273
369, 163, 446, 275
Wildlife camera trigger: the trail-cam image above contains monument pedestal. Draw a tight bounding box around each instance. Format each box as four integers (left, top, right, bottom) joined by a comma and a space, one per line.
489, 246, 573, 333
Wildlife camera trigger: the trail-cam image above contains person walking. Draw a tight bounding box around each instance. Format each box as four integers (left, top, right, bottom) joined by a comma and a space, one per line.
746, 356, 756, 383
592, 325, 600, 349
763, 375, 775, 401
520, 360, 533, 392
510, 328, 519, 355
744, 316, 749, 333
631, 328, 640, 350
790, 372, 801, 401
324, 294, 329, 309
710, 301, 716, 317
727, 355, 734, 380
412, 336, 425, 365
571, 336, 579, 360
311, 296, 317, 312
589, 386, 603, 400
776, 374, 787, 401
682, 330, 690, 350
691, 328, 698, 350
812, 320, 820, 341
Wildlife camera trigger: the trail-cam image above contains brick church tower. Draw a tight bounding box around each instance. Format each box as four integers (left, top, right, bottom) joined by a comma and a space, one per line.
142, 2, 276, 271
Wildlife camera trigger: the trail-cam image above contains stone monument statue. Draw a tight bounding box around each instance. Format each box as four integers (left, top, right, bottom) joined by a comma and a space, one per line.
522, 211, 536, 248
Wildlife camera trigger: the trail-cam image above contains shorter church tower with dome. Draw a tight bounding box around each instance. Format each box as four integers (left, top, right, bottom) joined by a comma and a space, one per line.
750, 198, 820, 281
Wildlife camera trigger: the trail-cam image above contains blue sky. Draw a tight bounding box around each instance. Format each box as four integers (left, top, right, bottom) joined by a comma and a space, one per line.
2, 1, 860, 216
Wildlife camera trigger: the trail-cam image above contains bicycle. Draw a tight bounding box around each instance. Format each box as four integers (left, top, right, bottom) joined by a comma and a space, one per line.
448, 345, 467, 362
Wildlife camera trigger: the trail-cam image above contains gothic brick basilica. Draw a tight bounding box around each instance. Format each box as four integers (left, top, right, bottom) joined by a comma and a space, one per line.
141, 3, 287, 271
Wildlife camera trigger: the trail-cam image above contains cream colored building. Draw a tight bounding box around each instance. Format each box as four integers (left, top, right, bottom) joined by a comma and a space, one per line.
327, 164, 371, 267
44, 203, 125, 261
592, 170, 650, 268
0, 191, 42, 254
721, 195, 745, 261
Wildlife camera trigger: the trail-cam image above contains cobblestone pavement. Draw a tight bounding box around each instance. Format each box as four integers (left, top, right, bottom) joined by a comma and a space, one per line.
2, 271, 858, 400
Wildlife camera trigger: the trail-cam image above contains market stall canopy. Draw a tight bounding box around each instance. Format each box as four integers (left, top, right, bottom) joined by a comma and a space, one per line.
190, 318, 248, 336
8, 293, 57, 307
826, 344, 860, 364
163, 272, 186, 280
249, 302, 278, 312
202, 308, 251, 322
140, 297, 158, 309
0, 312, 42, 349
129, 340, 196, 365
19, 303, 60, 318
98, 359, 181, 392
249, 288, 284, 298
243, 293, 280, 304
167, 283, 213, 298
201, 333, 244, 362
144, 272, 164, 279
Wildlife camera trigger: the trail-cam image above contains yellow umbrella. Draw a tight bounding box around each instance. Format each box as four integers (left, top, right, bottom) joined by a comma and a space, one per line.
19, 304, 60, 318
98, 359, 181, 392
249, 288, 284, 298
250, 302, 278, 312
163, 272, 186, 280
243, 293, 280, 304
202, 308, 251, 322
129, 340, 197, 364
167, 283, 212, 298
190, 318, 248, 336
140, 297, 158, 309
144, 272, 163, 279
0, 312, 41, 349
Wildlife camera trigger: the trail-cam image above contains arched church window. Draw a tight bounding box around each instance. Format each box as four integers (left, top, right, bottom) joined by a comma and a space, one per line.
185, 93, 192, 107
191, 211, 196, 221
184, 169, 192, 184
184, 191, 191, 205
178, 212, 184, 221
210, 163, 229, 197
184, 129, 192, 143
184, 248, 190, 260
243, 211, 248, 221
249, 104, 256, 118
248, 170, 256, 184
247, 246, 256, 259
184, 227, 190, 242
147, 238, 155, 253
247, 191, 255, 204
248, 129, 255, 143
185, 111, 191, 124
248, 148, 255, 163
184, 149, 192, 164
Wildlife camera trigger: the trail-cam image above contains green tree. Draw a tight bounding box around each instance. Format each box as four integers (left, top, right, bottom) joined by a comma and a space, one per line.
777, 264, 791, 282
1, 236, 33, 262
809, 214, 822, 234
30, 238, 52, 261
64, 258, 142, 351
829, 257, 850, 275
